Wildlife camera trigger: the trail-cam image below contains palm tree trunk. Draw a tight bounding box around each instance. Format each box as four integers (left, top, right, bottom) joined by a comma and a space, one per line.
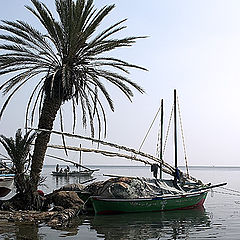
30, 97, 61, 192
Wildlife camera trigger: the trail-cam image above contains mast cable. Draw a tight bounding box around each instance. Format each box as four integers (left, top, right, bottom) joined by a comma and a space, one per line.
162, 105, 174, 156
177, 96, 190, 177
139, 106, 161, 152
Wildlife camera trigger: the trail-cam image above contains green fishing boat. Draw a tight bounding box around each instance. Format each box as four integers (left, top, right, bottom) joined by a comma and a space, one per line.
91, 190, 208, 215
90, 90, 226, 215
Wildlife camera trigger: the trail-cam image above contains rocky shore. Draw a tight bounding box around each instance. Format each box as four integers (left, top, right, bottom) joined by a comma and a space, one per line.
0, 177, 149, 228
0, 189, 85, 228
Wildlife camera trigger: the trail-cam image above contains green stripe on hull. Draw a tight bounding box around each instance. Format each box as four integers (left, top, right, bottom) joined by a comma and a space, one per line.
91, 191, 208, 215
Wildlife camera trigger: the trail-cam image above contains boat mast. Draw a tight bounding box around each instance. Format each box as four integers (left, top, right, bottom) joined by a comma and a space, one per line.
79, 144, 82, 172
174, 89, 178, 181
159, 99, 164, 179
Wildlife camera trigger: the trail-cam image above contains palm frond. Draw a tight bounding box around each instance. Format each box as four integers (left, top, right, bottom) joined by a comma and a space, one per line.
25, 79, 44, 129
0, 20, 58, 64
103, 69, 145, 93
86, 19, 127, 50
26, 1, 59, 48
0, 0, 147, 139
30, 85, 44, 126
86, 85, 107, 138
94, 57, 148, 71
2, 69, 42, 95
0, 136, 15, 160
71, 98, 77, 133
82, 4, 115, 40
0, 129, 36, 168
0, 78, 29, 119
80, 72, 114, 111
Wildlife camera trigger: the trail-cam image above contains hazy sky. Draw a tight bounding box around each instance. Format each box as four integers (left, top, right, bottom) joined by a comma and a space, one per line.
1, 0, 240, 167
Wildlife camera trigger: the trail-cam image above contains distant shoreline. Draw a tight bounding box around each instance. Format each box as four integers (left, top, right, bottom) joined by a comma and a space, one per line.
43, 165, 240, 169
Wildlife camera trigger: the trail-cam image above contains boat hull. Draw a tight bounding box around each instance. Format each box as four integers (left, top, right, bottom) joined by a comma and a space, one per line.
52, 171, 93, 177
0, 175, 14, 197
91, 191, 208, 215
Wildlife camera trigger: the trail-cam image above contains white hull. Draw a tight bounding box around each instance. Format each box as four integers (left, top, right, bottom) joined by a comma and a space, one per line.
0, 174, 14, 197
52, 170, 93, 177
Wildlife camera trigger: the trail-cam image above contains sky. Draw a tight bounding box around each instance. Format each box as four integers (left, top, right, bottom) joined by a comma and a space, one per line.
1, 0, 240, 167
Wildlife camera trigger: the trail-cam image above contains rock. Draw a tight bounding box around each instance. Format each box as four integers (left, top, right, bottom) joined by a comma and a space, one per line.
0, 190, 86, 229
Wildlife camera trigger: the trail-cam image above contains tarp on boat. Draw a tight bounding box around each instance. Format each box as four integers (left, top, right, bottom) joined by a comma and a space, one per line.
83, 177, 183, 199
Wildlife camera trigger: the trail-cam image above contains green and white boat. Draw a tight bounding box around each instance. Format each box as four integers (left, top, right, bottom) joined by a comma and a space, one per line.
90, 178, 227, 215
91, 190, 208, 215
90, 90, 226, 215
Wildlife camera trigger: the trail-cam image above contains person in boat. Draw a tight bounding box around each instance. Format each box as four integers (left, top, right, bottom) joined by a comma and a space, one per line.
64, 168, 68, 175
59, 168, 63, 173
151, 164, 159, 179
175, 167, 180, 181
66, 165, 70, 172
56, 164, 59, 172
173, 167, 184, 189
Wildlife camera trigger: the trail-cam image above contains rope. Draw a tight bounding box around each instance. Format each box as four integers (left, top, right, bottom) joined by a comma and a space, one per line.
213, 190, 240, 197
162, 105, 174, 156
177, 96, 189, 177
139, 106, 161, 152
220, 186, 240, 194
156, 111, 162, 159
212, 187, 240, 197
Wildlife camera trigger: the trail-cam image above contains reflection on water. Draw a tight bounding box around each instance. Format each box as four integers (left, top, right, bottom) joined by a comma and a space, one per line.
54, 175, 94, 189
0, 220, 43, 240
0, 207, 211, 240
89, 207, 211, 240
1, 166, 238, 239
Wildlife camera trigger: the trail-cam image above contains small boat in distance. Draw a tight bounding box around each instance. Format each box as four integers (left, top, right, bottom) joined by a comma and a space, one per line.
48, 150, 99, 177
52, 168, 95, 177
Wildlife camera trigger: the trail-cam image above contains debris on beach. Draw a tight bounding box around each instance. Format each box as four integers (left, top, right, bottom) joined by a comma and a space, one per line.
0, 177, 159, 228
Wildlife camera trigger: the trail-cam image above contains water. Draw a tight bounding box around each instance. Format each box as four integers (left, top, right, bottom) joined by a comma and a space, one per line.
0, 165, 240, 239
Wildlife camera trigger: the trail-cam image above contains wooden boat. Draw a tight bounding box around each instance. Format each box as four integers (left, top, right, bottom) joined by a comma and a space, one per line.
48, 148, 99, 177
52, 169, 94, 177
90, 90, 226, 215
0, 166, 14, 197
0, 158, 15, 197
91, 190, 208, 215
90, 179, 226, 215
0, 174, 14, 197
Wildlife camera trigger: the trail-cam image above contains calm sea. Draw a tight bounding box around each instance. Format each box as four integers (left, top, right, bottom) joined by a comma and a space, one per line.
0, 165, 240, 239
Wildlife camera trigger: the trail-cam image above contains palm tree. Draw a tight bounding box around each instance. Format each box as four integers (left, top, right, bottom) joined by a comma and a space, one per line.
0, 0, 147, 194
0, 129, 36, 196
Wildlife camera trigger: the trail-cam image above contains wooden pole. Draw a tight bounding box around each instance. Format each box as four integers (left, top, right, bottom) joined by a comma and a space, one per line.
79, 144, 82, 172
159, 99, 163, 179
174, 89, 178, 181
28, 127, 176, 172
46, 144, 175, 176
